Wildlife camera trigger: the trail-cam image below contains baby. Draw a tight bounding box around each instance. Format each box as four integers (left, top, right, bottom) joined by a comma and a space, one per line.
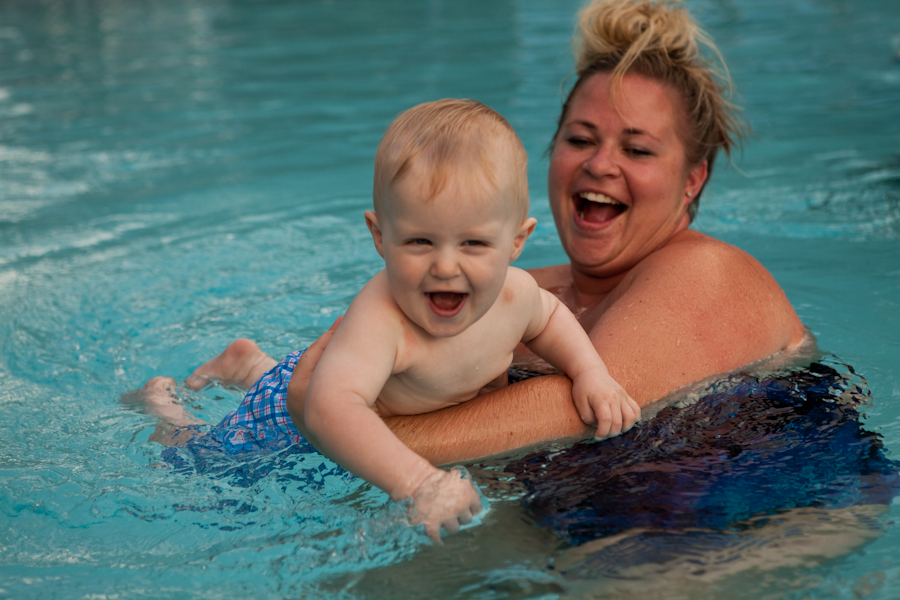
138, 99, 640, 541
293, 99, 640, 539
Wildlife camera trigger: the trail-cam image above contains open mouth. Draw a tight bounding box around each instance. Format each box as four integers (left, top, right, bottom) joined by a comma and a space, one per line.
427, 292, 467, 318
576, 192, 626, 224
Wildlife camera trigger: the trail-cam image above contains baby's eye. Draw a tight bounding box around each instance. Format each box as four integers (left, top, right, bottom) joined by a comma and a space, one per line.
462, 240, 487, 247
407, 238, 432, 246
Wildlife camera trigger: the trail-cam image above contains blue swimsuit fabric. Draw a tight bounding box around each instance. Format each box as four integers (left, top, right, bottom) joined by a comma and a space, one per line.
505, 361, 900, 547
212, 349, 307, 453
160, 350, 317, 482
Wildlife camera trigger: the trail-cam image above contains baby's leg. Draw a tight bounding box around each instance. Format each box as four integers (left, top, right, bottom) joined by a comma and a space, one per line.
128, 339, 277, 429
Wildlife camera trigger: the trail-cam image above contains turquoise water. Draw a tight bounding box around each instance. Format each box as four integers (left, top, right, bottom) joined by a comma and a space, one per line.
1, 0, 899, 598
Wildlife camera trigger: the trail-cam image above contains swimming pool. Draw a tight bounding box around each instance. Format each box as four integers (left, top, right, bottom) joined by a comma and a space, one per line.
1, 0, 898, 598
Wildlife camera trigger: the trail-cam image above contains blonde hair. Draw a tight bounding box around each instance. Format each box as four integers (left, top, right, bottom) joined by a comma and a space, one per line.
373, 99, 529, 221
560, 0, 748, 219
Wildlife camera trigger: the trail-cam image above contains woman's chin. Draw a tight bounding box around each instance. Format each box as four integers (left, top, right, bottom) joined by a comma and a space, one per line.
562, 231, 620, 267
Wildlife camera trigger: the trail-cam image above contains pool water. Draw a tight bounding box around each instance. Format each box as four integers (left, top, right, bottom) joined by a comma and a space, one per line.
1, 0, 899, 598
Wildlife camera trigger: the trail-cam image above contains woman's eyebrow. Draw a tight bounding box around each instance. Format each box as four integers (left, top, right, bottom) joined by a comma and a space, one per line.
623, 127, 660, 141
570, 119, 598, 131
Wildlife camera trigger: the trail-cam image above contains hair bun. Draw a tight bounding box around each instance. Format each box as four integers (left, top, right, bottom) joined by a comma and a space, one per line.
575, 0, 702, 76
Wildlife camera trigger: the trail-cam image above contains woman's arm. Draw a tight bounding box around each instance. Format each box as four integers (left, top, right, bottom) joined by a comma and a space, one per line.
385, 374, 590, 465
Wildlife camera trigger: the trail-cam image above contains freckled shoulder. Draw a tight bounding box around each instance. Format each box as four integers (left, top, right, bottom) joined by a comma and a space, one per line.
633, 230, 793, 307
504, 266, 558, 341
582, 230, 805, 404
503, 266, 544, 304
600, 230, 806, 385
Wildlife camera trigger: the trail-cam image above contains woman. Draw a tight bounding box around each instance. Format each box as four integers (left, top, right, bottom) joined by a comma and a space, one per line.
143, 0, 806, 463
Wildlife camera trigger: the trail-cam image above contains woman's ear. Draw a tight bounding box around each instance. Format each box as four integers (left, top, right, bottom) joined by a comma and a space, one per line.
509, 217, 537, 263
684, 159, 709, 204
364, 210, 384, 258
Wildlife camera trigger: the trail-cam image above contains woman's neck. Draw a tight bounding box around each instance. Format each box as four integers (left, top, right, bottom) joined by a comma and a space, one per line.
563, 265, 628, 315
563, 225, 696, 320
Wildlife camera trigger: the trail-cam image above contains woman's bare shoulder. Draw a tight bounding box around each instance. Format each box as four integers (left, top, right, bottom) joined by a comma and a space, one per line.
616, 229, 806, 357
585, 230, 805, 404
638, 230, 777, 289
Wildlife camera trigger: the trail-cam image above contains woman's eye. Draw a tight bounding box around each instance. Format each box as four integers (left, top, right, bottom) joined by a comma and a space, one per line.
626, 146, 652, 157
566, 136, 591, 147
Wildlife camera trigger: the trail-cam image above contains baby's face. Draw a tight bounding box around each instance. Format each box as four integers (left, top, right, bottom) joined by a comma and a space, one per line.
367, 165, 532, 338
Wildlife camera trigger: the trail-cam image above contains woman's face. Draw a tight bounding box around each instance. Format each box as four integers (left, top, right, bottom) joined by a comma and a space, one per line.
548, 72, 708, 279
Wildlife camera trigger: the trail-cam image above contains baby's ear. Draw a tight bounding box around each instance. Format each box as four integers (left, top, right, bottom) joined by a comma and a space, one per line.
364, 210, 385, 258
509, 217, 537, 263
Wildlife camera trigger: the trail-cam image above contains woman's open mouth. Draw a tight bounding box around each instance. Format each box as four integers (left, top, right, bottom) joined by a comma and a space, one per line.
575, 192, 626, 225
427, 292, 467, 318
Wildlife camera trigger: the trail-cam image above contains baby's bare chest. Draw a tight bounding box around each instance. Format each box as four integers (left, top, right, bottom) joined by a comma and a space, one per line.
374, 323, 523, 416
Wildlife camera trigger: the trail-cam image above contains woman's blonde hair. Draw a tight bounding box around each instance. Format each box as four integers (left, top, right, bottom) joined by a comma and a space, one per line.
374, 99, 529, 221
559, 0, 747, 219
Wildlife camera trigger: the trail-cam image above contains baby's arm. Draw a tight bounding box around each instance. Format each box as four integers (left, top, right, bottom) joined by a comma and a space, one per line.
302, 277, 482, 540
519, 275, 641, 438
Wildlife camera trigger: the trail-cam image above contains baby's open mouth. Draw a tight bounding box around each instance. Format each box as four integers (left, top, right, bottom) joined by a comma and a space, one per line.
427, 292, 467, 317
576, 192, 625, 223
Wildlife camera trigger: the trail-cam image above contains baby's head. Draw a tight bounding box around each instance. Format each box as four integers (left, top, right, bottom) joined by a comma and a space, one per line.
366, 99, 536, 338
372, 98, 529, 225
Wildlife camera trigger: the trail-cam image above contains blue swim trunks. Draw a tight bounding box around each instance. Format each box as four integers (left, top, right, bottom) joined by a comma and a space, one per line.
163, 348, 349, 482
212, 349, 307, 453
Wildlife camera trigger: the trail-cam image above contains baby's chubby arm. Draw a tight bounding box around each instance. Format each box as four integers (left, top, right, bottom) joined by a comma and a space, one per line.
516, 271, 641, 438
301, 274, 482, 541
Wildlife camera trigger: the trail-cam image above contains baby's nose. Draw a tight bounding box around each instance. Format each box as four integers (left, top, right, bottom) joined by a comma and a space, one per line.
430, 251, 461, 279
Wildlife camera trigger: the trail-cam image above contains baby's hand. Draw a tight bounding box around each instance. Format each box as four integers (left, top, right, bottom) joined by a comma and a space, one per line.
407, 467, 483, 543
571, 369, 641, 439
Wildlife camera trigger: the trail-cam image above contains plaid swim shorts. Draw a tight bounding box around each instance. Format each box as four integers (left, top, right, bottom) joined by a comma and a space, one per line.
212, 349, 307, 453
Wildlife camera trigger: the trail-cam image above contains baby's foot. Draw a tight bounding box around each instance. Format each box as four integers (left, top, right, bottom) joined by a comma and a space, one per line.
123, 376, 204, 427
184, 339, 276, 390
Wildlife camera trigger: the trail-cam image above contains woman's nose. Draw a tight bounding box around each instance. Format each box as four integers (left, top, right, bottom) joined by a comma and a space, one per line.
582, 144, 621, 178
